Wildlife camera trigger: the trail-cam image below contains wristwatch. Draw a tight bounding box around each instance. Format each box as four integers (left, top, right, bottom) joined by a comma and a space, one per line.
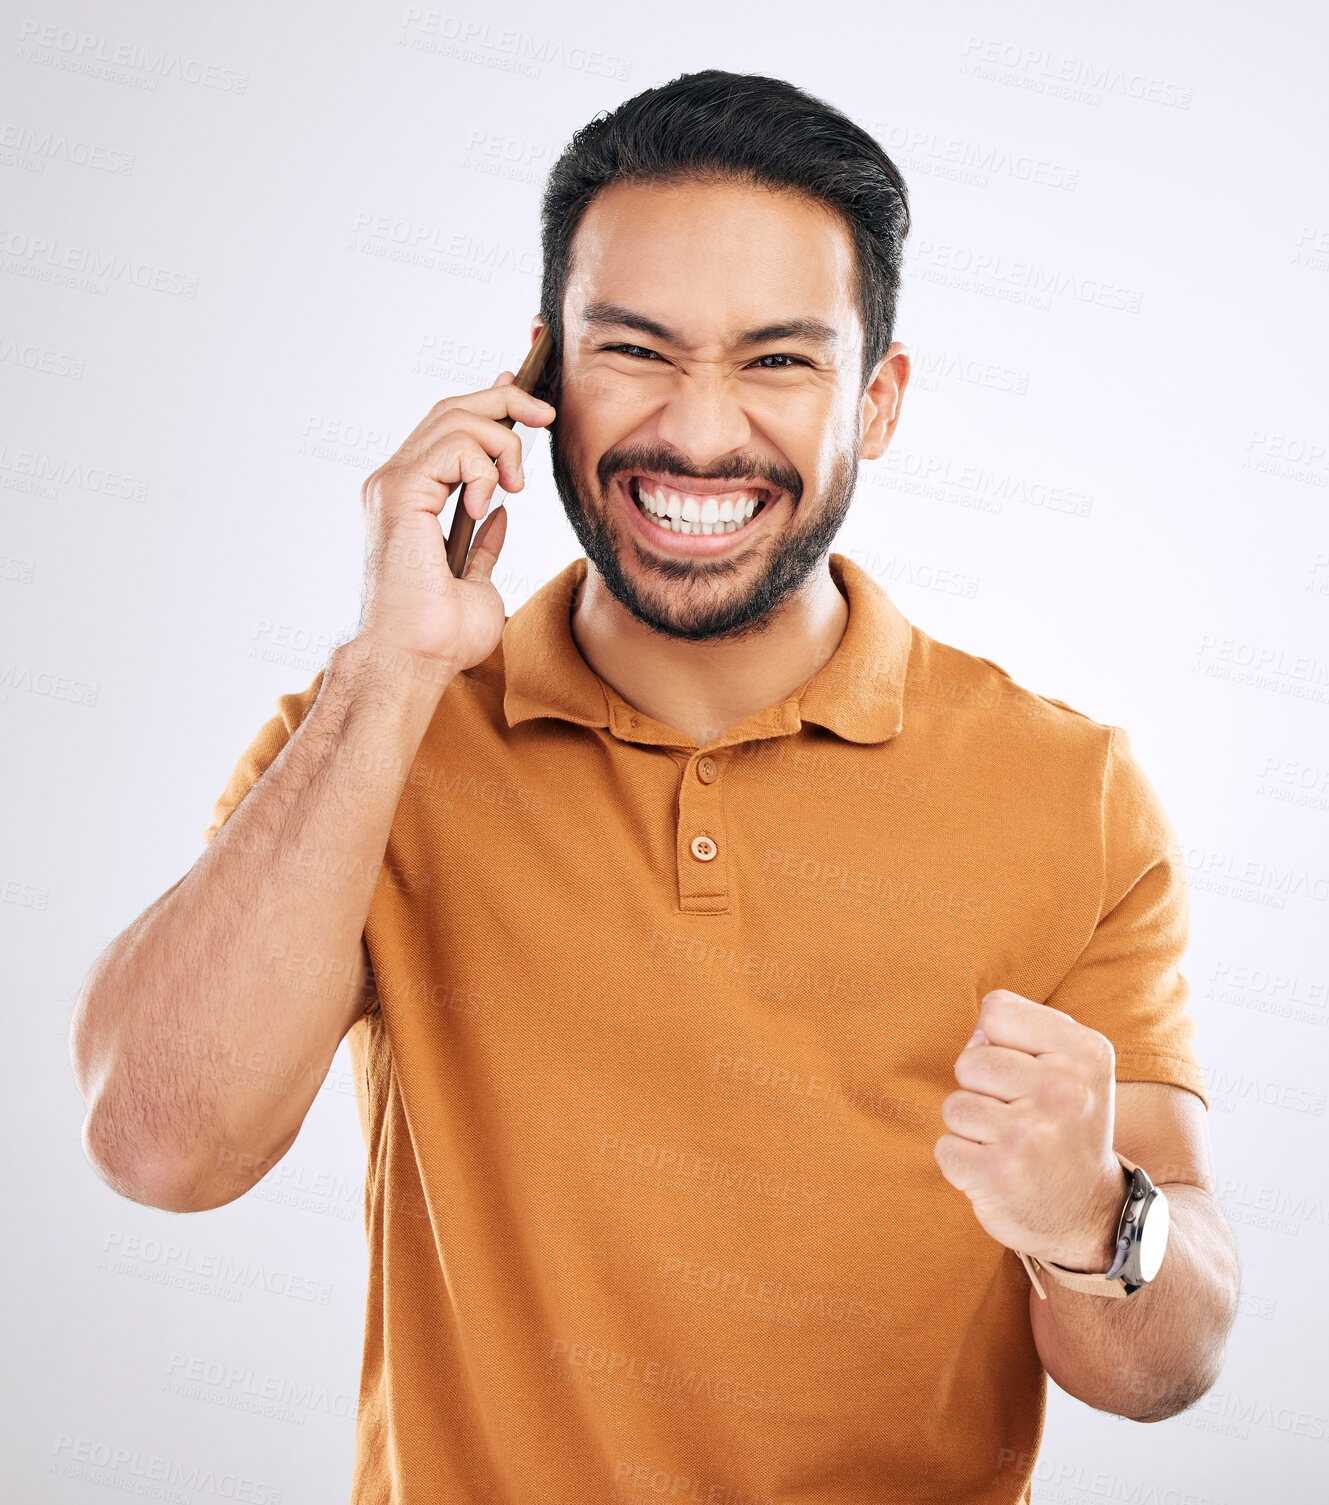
1016, 1153, 1170, 1300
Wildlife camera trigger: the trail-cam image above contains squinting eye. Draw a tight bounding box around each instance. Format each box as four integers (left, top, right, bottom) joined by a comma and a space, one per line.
604, 345, 809, 369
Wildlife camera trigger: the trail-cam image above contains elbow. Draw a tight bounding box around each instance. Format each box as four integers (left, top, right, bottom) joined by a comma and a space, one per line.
80, 1107, 244, 1215
1126, 1360, 1225, 1424
72, 978, 255, 1215
68, 967, 115, 1108
1061, 1358, 1224, 1425
1114, 1308, 1236, 1424
1140, 1317, 1238, 1424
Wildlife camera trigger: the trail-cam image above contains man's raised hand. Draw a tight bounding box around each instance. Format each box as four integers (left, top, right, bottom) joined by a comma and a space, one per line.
934, 989, 1127, 1274
356, 369, 556, 678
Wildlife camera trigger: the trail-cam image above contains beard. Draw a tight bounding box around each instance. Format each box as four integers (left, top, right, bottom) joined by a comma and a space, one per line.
548, 419, 859, 645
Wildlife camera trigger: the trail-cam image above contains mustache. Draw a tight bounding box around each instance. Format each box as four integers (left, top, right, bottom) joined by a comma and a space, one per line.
593, 446, 803, 503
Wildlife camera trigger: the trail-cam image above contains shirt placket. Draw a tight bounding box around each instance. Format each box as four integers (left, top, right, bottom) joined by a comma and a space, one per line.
605, 693, 802, 916
676, 748, 728, 913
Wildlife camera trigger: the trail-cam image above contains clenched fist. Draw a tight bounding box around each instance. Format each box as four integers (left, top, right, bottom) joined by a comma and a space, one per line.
934, 989, 1127, 1273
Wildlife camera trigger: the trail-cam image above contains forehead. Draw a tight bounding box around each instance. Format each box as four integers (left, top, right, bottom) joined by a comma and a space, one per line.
564, 178, 860, 346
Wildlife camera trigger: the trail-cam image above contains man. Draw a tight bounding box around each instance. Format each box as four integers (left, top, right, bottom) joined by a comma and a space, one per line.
71, 69, 1238, 1504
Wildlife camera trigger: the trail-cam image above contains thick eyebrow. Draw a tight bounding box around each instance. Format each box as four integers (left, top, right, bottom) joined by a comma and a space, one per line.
581, 301, 842, 353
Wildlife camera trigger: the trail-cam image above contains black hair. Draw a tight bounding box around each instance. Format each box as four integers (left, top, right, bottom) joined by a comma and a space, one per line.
537, 69, 910, 398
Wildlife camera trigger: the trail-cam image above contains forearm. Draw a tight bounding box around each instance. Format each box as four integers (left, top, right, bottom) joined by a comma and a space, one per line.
71, 635, 453, 1210
1030, 1184, 1240, 1420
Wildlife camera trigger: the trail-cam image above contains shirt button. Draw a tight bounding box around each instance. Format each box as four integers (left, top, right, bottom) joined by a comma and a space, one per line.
689, 834, 717, 862
697, 756, 718, 783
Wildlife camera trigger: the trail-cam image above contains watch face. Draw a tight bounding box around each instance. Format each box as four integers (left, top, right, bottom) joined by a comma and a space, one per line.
1137, 1190, 1170, 1283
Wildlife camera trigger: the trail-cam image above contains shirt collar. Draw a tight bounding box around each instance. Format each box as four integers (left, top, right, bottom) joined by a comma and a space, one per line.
501, 551, 913, 747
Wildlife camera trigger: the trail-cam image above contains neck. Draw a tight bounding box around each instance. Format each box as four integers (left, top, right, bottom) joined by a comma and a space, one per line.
569, 559, 850, 748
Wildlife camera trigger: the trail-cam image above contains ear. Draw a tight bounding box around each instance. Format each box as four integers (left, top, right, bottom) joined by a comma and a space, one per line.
859, 342, 910, 461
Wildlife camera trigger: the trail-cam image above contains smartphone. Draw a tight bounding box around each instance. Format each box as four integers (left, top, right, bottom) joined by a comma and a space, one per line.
444, 326, 556, 578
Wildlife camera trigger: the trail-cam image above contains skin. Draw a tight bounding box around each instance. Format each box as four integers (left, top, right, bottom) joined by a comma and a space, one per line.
937, 991, 1239, 1421
539, 177, 910, 748
465, 176, 1238, 1420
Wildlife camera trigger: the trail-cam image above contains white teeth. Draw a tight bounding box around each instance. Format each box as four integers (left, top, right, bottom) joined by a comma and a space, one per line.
632, 480, 765, 537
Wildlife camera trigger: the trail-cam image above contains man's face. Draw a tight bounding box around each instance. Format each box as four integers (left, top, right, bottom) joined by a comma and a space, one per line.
547, 177, 874, 643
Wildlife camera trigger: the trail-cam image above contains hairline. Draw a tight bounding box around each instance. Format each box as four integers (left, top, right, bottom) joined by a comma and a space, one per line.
559, 168, 875, 390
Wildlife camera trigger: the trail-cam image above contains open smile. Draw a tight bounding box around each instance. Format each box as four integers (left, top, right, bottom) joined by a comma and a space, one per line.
616, 473, 780, 556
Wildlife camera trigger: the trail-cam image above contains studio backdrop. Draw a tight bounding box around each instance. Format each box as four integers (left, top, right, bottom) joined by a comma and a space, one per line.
3, 2, 1326, 1501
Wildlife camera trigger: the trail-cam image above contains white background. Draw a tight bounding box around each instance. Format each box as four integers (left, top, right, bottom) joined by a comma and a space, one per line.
3, 2, 1327, 1501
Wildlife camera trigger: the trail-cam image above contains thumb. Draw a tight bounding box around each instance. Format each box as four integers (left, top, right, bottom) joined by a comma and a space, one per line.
462, 502, 506, 583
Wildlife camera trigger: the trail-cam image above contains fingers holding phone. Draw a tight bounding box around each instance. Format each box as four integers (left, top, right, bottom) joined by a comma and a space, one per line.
356, 373, 556, 676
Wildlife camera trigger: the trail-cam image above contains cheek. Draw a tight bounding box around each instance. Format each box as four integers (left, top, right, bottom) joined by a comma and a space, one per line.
549, 421, 614, 505
559, 359, 643, 414
792, 435, 849, 500
765, 391, 855, 485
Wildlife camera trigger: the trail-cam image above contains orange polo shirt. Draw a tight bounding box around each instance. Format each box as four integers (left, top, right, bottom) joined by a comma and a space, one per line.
204, 551, 1208, 1505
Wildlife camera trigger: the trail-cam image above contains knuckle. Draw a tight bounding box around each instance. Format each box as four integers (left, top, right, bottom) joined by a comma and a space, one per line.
360, 467, 391, 509
1089, 1030, 1115, 1069
367, 458, 411, 494
940, 1092, 973, 1134
1018, 1113, 1057, 1156
1039, 1071, 1085, 1114
987, 1145, 1017, 1187
978, 995, 1005, 1031
933, 1134, 959, 1175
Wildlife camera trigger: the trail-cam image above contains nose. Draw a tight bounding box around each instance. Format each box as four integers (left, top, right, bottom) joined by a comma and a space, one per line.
651, 367, 757, 474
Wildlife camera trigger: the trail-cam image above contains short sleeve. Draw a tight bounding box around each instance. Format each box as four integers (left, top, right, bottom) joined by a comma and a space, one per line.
202, 672, 325, 844
1044, 725, 1209, 1109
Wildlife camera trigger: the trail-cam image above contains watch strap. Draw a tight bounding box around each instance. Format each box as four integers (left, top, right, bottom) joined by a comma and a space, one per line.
1016, 1152, 1140, 1301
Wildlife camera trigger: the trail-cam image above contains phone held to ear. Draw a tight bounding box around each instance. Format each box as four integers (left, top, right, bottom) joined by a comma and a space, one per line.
444, 327, 556, 578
